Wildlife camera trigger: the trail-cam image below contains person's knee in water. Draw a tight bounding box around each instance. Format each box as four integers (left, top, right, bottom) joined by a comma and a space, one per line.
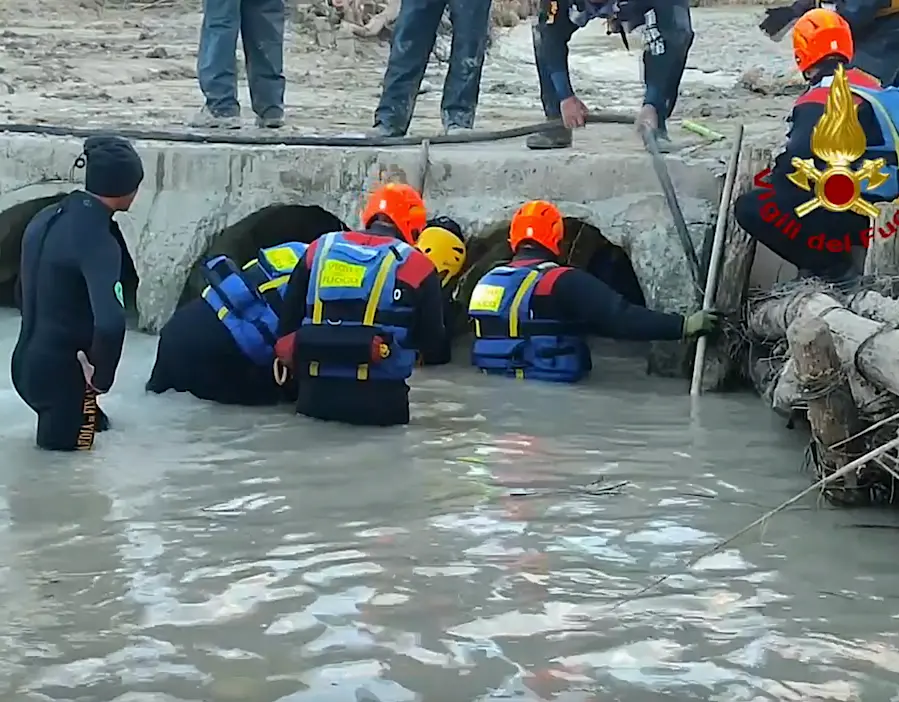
467, 200, 722, 383
741, 9, 897, 281
274, 183, 445, 426
415, 215, 468, 365
10, 135, 143, 451
146, 241, 308, 406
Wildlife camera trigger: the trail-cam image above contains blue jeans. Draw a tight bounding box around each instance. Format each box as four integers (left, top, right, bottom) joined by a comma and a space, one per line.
533, 0, 693, 128
197, 0, 286, 117
374, 0, 492, 135
641, 0, 693, 131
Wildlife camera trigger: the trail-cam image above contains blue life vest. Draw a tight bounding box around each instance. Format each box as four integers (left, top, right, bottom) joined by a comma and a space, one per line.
849, 85, 899, 202
468, 261, 591, 383
201, 241, 308, 365
299, 231, 417, 381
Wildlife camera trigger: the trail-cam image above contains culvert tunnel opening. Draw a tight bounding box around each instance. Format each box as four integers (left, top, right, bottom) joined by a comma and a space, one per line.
454, 217, 645, 336
178, 204, 348, 305
0, 194, 140, 313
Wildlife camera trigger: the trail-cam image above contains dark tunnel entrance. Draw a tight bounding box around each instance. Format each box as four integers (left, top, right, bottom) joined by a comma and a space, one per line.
178, 204, 347, 305
454, 217, 645, 336
0, 194, 140, 313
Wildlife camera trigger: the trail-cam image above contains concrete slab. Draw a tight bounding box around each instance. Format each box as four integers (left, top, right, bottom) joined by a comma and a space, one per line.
0, 131, 720, 337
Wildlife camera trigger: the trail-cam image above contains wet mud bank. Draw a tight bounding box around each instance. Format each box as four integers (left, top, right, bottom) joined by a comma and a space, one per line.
0, 130, 726, 374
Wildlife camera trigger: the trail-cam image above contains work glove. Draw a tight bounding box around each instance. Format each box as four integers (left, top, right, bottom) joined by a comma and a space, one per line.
758, 0, 817, 40
681, 309, 723, 339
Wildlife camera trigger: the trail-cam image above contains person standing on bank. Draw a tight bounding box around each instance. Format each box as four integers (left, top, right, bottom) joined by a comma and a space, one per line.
528, 0, 694, 150
10, 136, 143, 451
369, 0, 493, 137
190, 0, 287, 129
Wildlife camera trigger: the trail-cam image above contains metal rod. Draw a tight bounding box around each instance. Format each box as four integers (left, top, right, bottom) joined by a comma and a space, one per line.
690, 124, 745, 396
639, 123, 703, 296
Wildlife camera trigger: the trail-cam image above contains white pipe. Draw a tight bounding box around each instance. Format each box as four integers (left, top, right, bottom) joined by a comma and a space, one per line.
690, 124, 745, 396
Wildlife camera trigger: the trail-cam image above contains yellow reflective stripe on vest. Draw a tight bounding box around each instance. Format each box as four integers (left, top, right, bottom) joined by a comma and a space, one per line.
309, 234, 339, 377
508, 270, 540, 380
258, 274, 290, 293
877, 0, 899, 17
243, 258, 259, 270
356, 254, 397, 380
850, 87, 899, 170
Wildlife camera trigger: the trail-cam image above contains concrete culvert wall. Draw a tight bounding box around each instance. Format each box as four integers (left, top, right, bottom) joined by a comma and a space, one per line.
178, 204, 347, 305
0, 193, 140, 314
453, 217, 644, 337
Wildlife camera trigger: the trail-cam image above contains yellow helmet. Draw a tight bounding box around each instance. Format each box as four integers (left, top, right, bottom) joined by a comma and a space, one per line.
416, 221, 467, 287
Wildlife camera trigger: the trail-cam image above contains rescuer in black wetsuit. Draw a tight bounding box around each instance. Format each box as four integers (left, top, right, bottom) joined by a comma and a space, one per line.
11, 136, 143, 451
146, 242, 308, 406
760, 0, 899, 86
528, 0, 694, 150
274, 183, 446, 427
736, 9, 889, 281
468, 200, 721, 382
416, 216, 468, 365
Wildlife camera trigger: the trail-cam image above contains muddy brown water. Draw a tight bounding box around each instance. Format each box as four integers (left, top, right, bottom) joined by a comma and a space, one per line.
2, 309, 899, 701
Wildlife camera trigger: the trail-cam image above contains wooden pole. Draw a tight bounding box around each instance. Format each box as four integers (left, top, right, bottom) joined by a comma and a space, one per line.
787, 316, 864, 499
701, 144, 770, 390
691, 125, 743, 395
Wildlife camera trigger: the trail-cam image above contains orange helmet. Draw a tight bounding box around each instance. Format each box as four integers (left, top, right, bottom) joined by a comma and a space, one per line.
360, 182, 427, 244
508, 200, 565, 256
792, 8, 853, 73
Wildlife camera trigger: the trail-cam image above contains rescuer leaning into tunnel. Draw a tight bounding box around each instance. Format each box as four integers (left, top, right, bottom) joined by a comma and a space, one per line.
467, 200, 722, 383
146, 241, 310, 406
735, 8, 899, 282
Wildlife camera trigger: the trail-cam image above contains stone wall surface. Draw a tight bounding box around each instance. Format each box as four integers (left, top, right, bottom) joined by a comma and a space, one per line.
0, 133, 720, 346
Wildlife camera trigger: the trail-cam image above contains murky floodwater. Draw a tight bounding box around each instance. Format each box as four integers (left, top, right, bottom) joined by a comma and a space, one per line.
2, 308, 899, 701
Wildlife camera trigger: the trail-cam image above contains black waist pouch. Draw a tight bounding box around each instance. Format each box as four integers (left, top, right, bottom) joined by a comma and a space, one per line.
294, 325, 394, 366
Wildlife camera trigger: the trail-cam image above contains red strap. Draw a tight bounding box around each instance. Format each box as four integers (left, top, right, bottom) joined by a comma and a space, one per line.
795, 69, 880, 107
274, 332, 296, 367
534, 266, 570, 295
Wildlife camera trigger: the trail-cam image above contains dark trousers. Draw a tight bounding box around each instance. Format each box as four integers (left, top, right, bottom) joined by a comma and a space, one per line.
11, 347, 102, 451
533, 0, 693, 127
296, 377, 411, 426
640, 0, 694, 131
146, 300, 285, 406
197, 0, 286, 117
734, 188, 867, 275
373, 0, 492, 134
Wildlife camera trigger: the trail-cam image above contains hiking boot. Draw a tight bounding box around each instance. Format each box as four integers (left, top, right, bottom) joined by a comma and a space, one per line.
256, 110, 284, 128
444, 124, 473, 137
368, 123, 404, 138
189, 107, 240, 129
526, 126, 572, 150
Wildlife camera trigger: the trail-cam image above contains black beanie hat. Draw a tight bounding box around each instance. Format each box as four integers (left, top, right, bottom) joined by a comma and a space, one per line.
82, 135, 144, 198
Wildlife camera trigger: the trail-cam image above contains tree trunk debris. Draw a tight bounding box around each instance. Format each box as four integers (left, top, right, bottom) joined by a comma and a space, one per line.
746, 283, 899, 505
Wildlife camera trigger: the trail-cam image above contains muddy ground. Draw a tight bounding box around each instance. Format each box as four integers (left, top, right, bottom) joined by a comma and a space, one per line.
0, 1, 798, 161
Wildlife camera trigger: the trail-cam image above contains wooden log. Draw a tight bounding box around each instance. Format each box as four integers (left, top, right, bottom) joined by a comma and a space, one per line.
771, 358, 800, 415
749, 291, 899, 400
847, 289, 899, 326
701, 145, 770, 390
787, 317, 864, 500
863, 203, 899, 277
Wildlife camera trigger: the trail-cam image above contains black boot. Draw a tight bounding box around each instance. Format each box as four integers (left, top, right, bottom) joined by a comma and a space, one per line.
97, 407, 111, 432
526, 126, 572, 150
